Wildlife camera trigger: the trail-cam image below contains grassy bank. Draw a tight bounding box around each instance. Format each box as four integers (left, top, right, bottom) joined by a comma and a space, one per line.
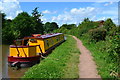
79, 35, 118, 79
52, 18, 119, 79
23, 35, 80, 78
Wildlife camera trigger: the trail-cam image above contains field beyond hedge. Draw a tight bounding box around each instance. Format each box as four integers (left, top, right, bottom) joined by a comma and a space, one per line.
23, 35, 80, 78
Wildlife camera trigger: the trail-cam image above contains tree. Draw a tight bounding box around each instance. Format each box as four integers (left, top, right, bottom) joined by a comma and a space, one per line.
103, 18, 116, 31
2, 12, 15, 44
1, 12, 6, 28
31, 7, 44, 34
81, 18, 90, 24
60, 24, 76, 30
51, 22, 59, 30
78, 18, 99, 36
43, 22, 58, 33
43, 22, 51, 33
11, 12, 35, 38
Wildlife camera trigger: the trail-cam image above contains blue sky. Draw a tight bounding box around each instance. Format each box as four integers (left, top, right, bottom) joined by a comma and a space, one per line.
0, 0, 118, 26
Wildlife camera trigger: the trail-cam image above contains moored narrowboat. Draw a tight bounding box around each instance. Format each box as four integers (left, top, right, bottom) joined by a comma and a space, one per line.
8, 33, 65, 68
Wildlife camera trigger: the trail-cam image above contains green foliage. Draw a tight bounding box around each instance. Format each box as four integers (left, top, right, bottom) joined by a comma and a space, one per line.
58, 27, 68, 34
2, 13, 15, 44
43, 22, 58, 33
103, 18, 116, 32
55, 18, 99, 38
54, 17, 119, 78
78, 20, 99, 36
52, 24, 77, 35
80, 35, 119, 79
68, 27, 79, 36
11, 12, 35, 38
23, 35, 80, 78
105, 27, 120, 61
60, 24, 77, 30
31, 7, 44, 34
81, 18, 90, 24
2, 13, 6, 28
79, 26, 119, 78
2, 22, 15, 44
88, 28, 107, 42
51, 22, 59, 30
2, 7, 45, 44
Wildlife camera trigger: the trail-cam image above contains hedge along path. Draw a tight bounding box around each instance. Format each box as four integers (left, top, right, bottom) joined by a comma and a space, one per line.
72, 36, 101, 78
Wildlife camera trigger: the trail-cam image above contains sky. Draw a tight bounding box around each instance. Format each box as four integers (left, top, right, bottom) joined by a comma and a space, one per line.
0, 0, 119, 26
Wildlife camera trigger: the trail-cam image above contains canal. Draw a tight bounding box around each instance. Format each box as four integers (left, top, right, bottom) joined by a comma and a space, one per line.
2, 45, 29, 78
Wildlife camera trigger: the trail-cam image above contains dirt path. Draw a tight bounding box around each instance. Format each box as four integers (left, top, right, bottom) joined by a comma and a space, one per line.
72, 36, 101, 78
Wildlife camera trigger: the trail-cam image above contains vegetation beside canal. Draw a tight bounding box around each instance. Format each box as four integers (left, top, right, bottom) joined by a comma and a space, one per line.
80, 36, 119, 79
53, 18, 120, 79
23, 35, 80, 78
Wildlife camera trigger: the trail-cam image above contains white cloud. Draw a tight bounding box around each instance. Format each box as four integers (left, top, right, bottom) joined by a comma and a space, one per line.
70, 7, 97, 17
50, 7, 99, 26
0, 0, 22, 19
104, 2, 113, 6
41, 16, 47, 23
42, 10, 50, 14
6, 16, 13, 19
42, 10, 57, 14
70, 7, 95, 15
41, 6, 118, 26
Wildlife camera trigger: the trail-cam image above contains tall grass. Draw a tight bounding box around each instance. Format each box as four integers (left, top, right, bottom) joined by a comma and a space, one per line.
23, 35, 80, 78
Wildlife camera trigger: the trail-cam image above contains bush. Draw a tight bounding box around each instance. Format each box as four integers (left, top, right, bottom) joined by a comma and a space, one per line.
78, 20, 99, 37
103, 18, 116, 31
89, 28, 107, 42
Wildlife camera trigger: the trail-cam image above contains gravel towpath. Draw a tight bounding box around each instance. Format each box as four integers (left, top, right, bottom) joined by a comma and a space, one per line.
72, 36, 101, 78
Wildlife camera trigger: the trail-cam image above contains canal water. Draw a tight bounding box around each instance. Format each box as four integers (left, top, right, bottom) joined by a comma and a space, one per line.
2, 45, 29, 78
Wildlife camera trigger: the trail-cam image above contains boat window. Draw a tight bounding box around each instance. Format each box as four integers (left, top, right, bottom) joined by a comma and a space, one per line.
46, 40, 49, 47
29, 39, 37, 43
56, 36, 59, 41
50, 38, 53, 45
24, 39, 29, 46
15, 41, 22, 45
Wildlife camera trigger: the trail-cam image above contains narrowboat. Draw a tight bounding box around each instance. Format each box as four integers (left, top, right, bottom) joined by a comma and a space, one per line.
8, 33, 65, 68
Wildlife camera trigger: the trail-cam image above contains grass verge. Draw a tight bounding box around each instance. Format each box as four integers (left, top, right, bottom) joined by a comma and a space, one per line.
22, 35, 80, 78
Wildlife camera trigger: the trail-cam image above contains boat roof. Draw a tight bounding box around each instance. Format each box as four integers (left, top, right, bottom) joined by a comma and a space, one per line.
24, 33, 63, 39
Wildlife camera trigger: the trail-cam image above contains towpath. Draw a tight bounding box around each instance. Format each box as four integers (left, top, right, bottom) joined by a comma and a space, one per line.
72, 36, 101, 78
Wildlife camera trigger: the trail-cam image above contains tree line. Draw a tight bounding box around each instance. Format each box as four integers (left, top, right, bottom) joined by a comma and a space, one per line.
2, 8, 59, 44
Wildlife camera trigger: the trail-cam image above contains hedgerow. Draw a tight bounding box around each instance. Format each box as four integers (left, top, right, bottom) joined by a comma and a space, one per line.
88, 28, 107, 42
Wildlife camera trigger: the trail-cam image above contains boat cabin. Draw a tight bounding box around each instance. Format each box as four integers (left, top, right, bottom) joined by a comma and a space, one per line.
9, 33, 64, 58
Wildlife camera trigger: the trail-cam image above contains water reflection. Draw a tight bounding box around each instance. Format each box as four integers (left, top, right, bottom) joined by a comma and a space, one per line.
8, 67, 28, 78
2, 45, 28, 78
